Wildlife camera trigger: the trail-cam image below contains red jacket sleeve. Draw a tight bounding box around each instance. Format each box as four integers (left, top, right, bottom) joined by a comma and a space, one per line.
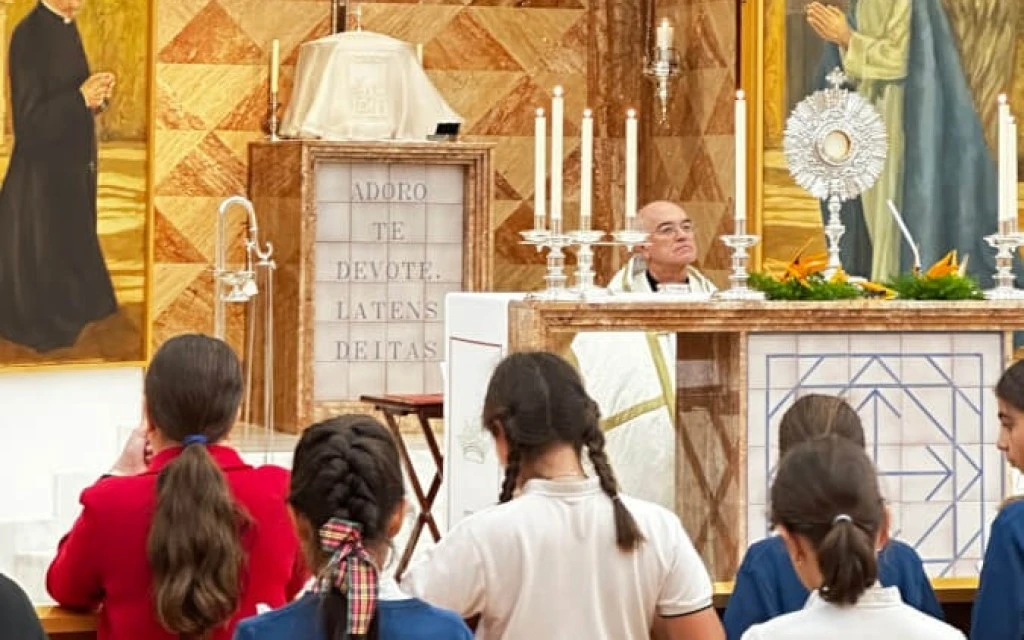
45, 484, 104, 610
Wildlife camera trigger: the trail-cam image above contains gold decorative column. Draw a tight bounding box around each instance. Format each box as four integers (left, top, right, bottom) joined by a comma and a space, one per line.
0, 0, 13, 148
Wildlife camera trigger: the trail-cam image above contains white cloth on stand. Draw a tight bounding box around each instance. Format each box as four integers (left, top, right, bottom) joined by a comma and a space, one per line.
281, 31, 461, 141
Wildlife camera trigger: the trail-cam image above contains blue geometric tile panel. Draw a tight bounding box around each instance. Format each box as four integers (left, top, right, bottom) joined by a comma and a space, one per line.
746, 332, 1006, 578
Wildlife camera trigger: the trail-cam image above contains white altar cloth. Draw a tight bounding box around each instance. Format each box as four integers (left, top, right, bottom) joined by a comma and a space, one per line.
281, 31, 461, 141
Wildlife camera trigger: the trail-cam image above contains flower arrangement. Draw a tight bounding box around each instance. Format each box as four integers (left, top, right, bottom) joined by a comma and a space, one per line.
749, 248, 983, 301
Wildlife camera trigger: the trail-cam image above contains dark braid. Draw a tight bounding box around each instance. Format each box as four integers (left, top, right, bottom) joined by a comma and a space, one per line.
499, 446, 521, 503
289, 416, 405, 640
483, 351, 645, 552
586, 427, 644, 550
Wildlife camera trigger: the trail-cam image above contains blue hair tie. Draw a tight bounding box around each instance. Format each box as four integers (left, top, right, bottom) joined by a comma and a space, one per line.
181, 434, 208, 447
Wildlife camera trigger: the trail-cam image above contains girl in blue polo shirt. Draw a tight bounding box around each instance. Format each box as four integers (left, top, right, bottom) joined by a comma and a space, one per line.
723, 394, 941, 640
972, 359, 1024, 640
233, 415, 471, 640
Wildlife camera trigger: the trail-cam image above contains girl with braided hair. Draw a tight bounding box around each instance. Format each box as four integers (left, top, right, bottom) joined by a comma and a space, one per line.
403, 351, 724, 639
233, 415, 471, 640
740, 437, 962, 639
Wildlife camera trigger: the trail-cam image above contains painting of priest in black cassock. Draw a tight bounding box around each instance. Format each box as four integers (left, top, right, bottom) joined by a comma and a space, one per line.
0, 0, 117, 353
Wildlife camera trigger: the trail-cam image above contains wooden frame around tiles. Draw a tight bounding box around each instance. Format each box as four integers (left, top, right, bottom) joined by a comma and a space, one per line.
247, 140, 494, 433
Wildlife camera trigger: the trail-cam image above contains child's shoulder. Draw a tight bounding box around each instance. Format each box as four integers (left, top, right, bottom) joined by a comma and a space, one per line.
233, 594, 320, 639
381, 598, 472, 639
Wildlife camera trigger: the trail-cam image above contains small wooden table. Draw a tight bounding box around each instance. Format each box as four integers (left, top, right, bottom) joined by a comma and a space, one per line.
360, 393, 444, 578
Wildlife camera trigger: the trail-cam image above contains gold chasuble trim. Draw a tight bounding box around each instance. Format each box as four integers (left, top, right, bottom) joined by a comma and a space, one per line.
645, 331, 676, 412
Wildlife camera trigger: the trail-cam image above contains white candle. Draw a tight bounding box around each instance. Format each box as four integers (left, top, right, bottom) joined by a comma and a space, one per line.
534, 108, 547, 231
1007, 117, 1015, 232
999, 94, 1010, 224
735, 90, 747, 229
580, 108, 593, 231
656, 18, 673, 51
270, 39, 280, 94
625, 108, 638, 222
551, 86, 564, 223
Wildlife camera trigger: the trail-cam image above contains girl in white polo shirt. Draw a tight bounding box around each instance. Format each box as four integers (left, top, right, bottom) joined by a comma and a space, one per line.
403, 351, 724, 639
740, 437, 964, 640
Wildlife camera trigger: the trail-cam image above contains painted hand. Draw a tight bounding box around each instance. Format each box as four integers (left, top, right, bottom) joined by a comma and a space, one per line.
80, 72, 115, 110
806, 2, 853, 47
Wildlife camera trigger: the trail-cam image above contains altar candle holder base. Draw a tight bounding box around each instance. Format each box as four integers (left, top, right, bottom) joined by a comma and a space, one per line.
717, 233, 766, 301
611, 228, 649, 251
520, 228, 575, 300
567, 229, 606, 294
823, 193, 845, 280
265, 92, 280, 142
983, 232, 1024, 300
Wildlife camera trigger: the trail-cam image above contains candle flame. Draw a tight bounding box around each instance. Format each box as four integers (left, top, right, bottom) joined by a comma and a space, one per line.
627, 108, 636, 118
583, 108, 592, 118
536, 107, 544, 117
736, 89, 745, 100
553, 85, 564, 97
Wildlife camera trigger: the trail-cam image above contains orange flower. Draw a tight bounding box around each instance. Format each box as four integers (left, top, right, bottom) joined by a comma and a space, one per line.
925, 250, 959, 279
860, 280, 897, 299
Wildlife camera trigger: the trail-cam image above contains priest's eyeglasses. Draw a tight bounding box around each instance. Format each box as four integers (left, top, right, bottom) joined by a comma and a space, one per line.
653, 221, 694, 237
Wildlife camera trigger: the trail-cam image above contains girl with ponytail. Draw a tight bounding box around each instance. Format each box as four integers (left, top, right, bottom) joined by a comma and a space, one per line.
233, 415, 471, 640
403, 351, 725, 639
47, 334, 308, 640
741, 437, 963, 639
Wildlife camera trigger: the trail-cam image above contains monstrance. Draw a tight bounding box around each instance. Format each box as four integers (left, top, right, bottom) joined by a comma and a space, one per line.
783, 67, 887, 279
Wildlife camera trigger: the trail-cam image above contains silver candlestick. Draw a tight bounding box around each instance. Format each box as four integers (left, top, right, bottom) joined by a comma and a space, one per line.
717, 219, 765, 300
520, 222, 573, 299
266, 90, 280, 142
567, 229, 606, 294
643, 46, 681, 126
983, 229, 1024, 299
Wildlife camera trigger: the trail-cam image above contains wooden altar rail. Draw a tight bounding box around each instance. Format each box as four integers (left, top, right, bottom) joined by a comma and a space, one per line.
35, 578, 982, 637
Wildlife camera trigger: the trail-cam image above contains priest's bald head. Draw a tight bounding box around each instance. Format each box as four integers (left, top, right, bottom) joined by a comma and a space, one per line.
635, 200, 698, 285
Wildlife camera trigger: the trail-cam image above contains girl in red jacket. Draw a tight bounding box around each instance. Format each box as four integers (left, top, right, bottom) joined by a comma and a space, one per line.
46, 334, 308, 640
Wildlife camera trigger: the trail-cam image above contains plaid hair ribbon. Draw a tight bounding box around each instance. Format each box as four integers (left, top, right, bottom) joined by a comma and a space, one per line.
314, 517, 379, 635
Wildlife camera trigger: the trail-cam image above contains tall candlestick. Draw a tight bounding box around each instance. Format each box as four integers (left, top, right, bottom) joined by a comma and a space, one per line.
270, 39, 280, 94
534, 108, 547, 231
656, 18, 673, 51
551, 86, 564, 223
735, 89, 747, 232
416, 43, 424, 66
625, 108, 638, 223
580, 108, 593, 231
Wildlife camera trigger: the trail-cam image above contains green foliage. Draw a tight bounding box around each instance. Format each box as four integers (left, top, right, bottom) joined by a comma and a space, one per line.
748, 272, 864, 301
885, 274, 985, 300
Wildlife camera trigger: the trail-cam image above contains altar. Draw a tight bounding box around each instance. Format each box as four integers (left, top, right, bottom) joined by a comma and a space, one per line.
444, 294, 1024, 581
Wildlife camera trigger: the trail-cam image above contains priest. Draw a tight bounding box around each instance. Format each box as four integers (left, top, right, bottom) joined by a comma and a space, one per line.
0, 0, 118, 353
570, 201, 717, 509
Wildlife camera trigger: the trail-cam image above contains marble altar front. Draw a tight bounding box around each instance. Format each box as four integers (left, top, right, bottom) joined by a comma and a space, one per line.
444, 294, 1024, 580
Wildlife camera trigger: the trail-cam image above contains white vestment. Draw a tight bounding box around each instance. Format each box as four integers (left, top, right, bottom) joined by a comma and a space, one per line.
570, 256, 717, 509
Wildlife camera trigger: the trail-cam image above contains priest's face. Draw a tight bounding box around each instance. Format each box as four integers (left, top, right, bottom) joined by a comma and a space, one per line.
637, 202, 698, 271
997, 397, 1024, 472
51, 0, 83, 18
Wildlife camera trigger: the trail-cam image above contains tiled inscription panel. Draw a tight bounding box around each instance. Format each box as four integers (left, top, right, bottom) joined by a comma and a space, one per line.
314, 163, 464, 400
